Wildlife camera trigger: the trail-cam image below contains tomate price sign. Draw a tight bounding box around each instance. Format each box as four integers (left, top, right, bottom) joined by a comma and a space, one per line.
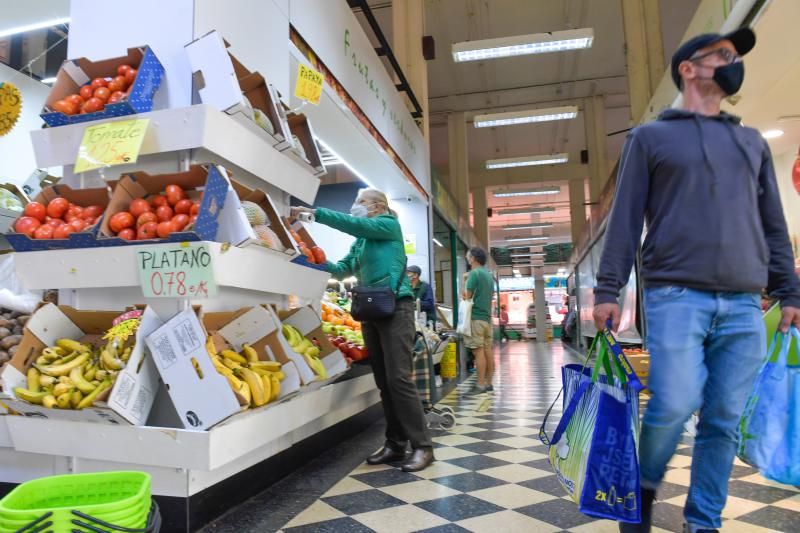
74, 118, 149, 173
136, 243, 217, 299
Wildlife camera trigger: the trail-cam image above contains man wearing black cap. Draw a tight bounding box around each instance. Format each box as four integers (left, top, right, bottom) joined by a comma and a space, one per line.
407, 265, 435, 320
593, 28, 800, 533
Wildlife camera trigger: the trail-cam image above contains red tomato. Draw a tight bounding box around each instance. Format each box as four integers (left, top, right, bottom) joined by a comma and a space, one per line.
14, 216, 41, 237
46, 197, 69, 218
117, 64, 133, 77
155, 205, 174, 222
90, 78, 108, 89
84, 216, 97, 226
108, 76, 126, 93
51, 99, 78, 116
189, 214, 198, 226
70, 219, 87, 232
93, 87, 110, 102
109, 211, 135, 233
164, 185, 186, 206
66, 94, 84, 106
82, 97, 105, 113
151, 195, 168, 208
137, 211, 158, 227
108, 91, 126, 104
118, 228, 135, 241
83, 205, 104, 219
171, 214, 189, 231
64, 212, 78, 223
124, 68, 137, 85
54, 224, 76, 239
33, 225, 54, 240
129, 198, 151, 219
137, 221, 158, 240
23, 202, 46, 222
190, 202, 200, 216
174, 199, 193, 215
79, 85, 94, 100
67, 205, 84, 219
157, 221, 176, 238
45, 217, 64, 227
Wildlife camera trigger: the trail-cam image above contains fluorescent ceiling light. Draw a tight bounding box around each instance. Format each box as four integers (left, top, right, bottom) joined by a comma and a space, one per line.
505, 236, 549, 243
40, 77, 57, 84
316, 139, 375, 188
502, 223, 553, 230
497, 207, 556, 216
475, 106, 578, 128
452, 28, 594, 62
512, 269, 521, 274
0, 17, 70, 39
486, 153, 568, 169
761, 129, 784, 139
494, 187, 561, 197
511, 253, 546, 258
433, 238, 444, 248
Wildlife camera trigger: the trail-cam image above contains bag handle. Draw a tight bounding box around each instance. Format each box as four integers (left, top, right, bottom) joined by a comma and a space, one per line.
598, 323, 645, 392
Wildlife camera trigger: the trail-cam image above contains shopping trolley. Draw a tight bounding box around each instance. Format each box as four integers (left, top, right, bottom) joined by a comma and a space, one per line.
413, 331, 457, 430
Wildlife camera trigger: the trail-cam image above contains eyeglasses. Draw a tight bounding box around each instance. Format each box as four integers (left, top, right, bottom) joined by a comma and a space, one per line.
690, 48, 742, 65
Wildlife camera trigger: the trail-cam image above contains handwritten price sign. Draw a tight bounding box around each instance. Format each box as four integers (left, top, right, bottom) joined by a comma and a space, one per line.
74, 118, 149, 173
294, 64, 324, 105
136, 243, 217, 299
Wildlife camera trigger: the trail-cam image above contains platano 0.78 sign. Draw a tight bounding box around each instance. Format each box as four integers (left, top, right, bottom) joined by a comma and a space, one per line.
136, 243, 217, 298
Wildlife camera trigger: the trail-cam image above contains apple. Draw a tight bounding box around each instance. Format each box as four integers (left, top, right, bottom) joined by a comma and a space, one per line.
321, 323, 335, 334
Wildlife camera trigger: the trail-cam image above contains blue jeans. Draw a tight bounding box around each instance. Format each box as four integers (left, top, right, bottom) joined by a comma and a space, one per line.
640, 287, 765, 531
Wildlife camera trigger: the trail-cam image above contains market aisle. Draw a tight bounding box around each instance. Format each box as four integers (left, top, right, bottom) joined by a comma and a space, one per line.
203, 341, 800, 533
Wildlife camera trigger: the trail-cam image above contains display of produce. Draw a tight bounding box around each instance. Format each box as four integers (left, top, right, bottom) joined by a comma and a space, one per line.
0, 309, 27, 370
0, 188, 23, 212
14, 198, 104, 239
205, 336, 285, 409
49, 64, 138, 116
321, 301, 366, 362
281, 324, 327, 379
286, 223, 326, 265
105, 183, 200, 241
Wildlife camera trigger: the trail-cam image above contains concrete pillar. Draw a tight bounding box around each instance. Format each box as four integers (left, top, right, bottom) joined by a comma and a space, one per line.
472, 187, 489, 249
534, 267, 547, 342
447, 111, 470, 215
620, 0, 665, 123
392, 0, 430, 141
569, 178, 587, 244
583, 96, 608, 203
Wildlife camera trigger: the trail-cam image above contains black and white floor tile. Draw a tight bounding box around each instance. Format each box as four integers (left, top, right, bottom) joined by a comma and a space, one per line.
206, 342, 800, 533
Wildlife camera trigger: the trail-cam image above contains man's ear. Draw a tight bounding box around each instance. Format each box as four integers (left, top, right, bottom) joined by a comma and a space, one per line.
678, 60, 695, 86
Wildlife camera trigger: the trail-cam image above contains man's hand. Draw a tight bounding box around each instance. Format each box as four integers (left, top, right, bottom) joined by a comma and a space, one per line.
289, 206, 315, 221
779, 306, 800, 333
593, 303, 620, 332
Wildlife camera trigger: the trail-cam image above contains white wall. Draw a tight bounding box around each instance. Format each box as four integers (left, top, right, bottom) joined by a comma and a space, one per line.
773, 150, 800, 253
392, 198, 432, 283
0, 64, 59, 184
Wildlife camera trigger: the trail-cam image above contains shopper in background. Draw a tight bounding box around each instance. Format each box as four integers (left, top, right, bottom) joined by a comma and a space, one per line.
593, 28, 800, 533
406, 265, 435, 321
498, 304, 510, 342
463, 247, 496, 395
290, 189, 434, 472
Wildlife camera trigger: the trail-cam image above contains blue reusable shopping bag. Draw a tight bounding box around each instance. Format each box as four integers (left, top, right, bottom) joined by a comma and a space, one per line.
540, 328, 645, 523
738, 327, 800, 485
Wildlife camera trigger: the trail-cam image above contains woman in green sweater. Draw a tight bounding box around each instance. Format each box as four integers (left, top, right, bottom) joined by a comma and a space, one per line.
290, 188, 434, 472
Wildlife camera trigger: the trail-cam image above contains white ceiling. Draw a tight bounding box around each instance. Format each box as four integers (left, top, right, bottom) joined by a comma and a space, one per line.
0, 1, 70, 36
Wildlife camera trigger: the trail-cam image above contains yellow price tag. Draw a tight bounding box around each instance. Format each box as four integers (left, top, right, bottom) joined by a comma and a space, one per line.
294, 64, 324, 105
0, 82, 22, 137
74, 118, 150, 173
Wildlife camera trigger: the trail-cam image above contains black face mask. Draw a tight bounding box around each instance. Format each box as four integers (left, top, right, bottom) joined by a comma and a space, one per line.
711, 62, 744, 95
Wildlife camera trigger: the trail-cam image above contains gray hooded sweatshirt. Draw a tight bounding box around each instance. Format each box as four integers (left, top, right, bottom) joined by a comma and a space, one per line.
595, 108, 800, 308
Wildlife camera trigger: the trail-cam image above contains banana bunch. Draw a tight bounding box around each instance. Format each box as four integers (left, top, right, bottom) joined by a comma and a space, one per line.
206, 337, 285, 410
281, 325, 327, 380
13, 336, 132, 410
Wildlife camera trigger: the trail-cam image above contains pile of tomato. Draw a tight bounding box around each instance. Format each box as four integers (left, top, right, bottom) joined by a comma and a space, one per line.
288, 229, 326, 264
108, 184, 201, 241
50, 64, 138, 116
14, 199, 104, 239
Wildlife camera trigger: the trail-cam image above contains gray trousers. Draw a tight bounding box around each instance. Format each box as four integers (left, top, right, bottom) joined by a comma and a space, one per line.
362, 297, 432, 449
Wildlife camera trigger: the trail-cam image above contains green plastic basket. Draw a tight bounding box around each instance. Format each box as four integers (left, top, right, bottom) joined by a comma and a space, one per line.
0, 471, 150, 531
0, 497, 149, 531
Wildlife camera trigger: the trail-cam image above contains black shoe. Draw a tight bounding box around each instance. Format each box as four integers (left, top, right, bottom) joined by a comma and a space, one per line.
401, 447, 435, 472
367, 443, 407, 465
619, 488, 656, 533
487, 384, 494, 392
464, 385, 488, 396
684, 528, 719, 533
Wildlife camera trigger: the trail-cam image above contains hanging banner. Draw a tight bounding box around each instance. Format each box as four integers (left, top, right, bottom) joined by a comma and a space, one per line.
74, 118, 149, 173
136, 242, 217, 298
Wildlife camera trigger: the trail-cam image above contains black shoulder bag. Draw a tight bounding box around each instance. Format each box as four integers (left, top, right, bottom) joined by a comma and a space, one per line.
350, 259, 407, 322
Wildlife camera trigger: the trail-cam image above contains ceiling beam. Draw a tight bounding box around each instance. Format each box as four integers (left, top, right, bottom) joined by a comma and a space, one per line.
468, 165, 588, 189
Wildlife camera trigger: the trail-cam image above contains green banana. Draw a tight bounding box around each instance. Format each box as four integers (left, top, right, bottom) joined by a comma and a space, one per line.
14, 388, 49, 404
36, 353, 90, 377
70, 365, 97, 394
76, 379, 112, 409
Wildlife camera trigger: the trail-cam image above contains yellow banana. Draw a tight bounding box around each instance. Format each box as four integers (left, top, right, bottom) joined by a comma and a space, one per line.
212, 358, 235, 377
274, 370, 285, 382
120, 346, 133, 362
43, 394, 57, 408
56, 339, 87, 353
282, 325, 302, 347
304, 345, 320, 358
249, 361, 282, 372
70, 389, 83, 409
47, 351, 81, 367
269, 374, 280, 402
26, 368, 41, 393
222, 358, 243, 371
206, 336, 218, 357
84, 363, 97, 382
53, 383, 71, 397
70, 365, 97, 394
37, 353, 90, 377
39, 375, 56, 388
101, 349, 124, 371
14, 388, 48, 405
76, 379, 112, 409
242, 344, 259, 363
236, 368, 266, 407
238, 381, 251, 406
222, 350, 248, 365
56, 393, 71, 409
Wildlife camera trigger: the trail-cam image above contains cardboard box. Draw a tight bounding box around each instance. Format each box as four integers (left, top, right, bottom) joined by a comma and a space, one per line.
185, 30, 292, 149
0, 304, 163, 425
215, 179, 299, 260
203, 306, 303, 400
5, 184, 110, 252
98, 164, 231, 246
145, 308, 240, 430
41, 46, 164, 127
624, 353, 650, 385
283, 217, 328, 271
282, 113, 326, 176
277, 306, 348, 384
